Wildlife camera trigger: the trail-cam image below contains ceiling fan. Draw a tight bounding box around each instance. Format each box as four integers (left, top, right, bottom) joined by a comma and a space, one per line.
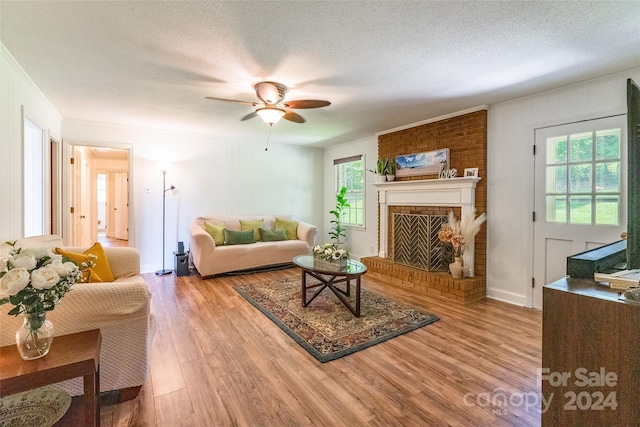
205, 81, 331, 125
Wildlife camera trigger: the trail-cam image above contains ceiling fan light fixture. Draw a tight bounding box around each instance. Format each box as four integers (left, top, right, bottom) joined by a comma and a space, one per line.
256, 107, 286, 124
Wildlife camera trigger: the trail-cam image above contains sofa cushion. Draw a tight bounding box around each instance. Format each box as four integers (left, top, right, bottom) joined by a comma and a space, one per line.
224, 229, 255, 245
55, 242, 114, 283
275, 218, 298, 240
260, 228, 287, 242
204, 222, 225, 246
240, 219, 264, 241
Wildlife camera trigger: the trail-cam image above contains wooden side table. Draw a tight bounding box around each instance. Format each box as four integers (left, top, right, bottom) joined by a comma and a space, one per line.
0, 329, 102, 427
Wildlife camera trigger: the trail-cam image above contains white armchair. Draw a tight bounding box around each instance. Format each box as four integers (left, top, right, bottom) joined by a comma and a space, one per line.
0, 238, 156, 401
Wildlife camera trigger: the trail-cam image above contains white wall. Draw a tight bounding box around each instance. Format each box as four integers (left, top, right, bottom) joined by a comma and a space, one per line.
487, 66, 640, 306
0, 45, 62, 241
63, 120, 324, 272
325, 66, 640, 307
322, 135, 379, 259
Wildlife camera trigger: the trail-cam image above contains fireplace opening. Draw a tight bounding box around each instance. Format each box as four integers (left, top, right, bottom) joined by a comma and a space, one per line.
392, 213, 452, 272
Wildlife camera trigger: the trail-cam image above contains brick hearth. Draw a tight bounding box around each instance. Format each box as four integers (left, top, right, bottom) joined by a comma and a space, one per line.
361, 256, 486, 304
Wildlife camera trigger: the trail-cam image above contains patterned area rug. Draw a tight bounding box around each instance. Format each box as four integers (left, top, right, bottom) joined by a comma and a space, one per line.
234, 277, 439, 362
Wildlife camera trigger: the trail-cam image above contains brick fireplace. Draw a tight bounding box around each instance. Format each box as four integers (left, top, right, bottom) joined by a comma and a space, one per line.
361, 108, 487, 304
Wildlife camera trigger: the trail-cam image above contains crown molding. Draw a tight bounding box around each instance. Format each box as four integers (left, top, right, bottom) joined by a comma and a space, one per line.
376, 105, 489, 136
1, 43, 62, 120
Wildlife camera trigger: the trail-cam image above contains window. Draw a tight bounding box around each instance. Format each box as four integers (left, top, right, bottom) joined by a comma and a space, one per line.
24, 117, 45, 236
545, 127, 621, 225
334, 155, 364, 227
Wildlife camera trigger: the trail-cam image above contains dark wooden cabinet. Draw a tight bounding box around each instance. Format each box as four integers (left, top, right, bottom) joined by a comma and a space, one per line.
542, 278, 640, 425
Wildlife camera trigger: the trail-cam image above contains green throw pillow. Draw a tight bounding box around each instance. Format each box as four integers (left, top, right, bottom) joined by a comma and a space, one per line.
224, 229, 255, 245
240, 219, 264, 241
275, 218, 298, 240
260, 228, 287, 242
204, 222, 225, 246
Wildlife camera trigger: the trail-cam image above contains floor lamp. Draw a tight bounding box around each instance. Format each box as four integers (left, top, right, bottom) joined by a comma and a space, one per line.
156, 167, 175, 275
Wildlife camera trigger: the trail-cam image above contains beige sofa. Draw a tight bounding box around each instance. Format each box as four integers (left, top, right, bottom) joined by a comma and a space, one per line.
0, 236, 156, 400
189, 215, 317, 277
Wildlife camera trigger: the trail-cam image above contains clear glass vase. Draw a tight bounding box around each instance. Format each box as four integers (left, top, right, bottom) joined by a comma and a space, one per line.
15, 312, 54, 360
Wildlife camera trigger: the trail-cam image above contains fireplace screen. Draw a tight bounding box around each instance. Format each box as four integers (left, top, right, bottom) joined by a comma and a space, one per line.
393, 214, 452, 271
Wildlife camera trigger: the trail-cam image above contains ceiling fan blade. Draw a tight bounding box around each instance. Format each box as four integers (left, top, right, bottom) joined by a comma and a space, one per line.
205, 96, 257, 106
283, 100, 331, 109
283, 111, 305, 123
240, 112, 258, 121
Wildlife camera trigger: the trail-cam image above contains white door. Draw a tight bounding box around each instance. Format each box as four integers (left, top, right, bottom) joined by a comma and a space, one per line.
71, 146, 91, 246
114, 172, 129, 240
532, 116, 627, 308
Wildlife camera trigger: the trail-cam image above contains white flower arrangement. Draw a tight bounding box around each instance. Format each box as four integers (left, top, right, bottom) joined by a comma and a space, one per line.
0, 241, 94, 316
312, 243, 349, 261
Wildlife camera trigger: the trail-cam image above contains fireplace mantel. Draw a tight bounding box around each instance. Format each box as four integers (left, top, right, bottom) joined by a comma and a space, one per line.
373, 177, 481, 276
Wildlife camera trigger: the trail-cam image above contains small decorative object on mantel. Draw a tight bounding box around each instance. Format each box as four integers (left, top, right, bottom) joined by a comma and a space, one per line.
0, 242, 94, 360
464, 167, 479, 177
384, 157, 397, 182
439, 168, 458, 179
438, 208, 487, 278
396, 148, 449, 177
367, 159, 388, 183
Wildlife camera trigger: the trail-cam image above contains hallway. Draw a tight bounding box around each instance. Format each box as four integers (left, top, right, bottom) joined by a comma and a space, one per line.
98, 232, 128, 247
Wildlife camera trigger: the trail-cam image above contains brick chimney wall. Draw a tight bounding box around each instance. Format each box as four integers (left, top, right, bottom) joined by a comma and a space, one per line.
377, 109, 487, 277
363, 110, 487, 303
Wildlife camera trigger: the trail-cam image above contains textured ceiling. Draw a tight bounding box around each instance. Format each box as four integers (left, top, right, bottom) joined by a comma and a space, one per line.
2, 1, 640, 147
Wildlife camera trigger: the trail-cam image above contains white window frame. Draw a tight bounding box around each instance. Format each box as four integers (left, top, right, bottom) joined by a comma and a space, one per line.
23, 116, 47, 237
544, 123, 623, 226
334, 154, 365, 228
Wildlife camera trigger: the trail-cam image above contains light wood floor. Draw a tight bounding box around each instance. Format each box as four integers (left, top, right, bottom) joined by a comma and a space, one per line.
97, 232, 129, 247
65, 267, 542, 426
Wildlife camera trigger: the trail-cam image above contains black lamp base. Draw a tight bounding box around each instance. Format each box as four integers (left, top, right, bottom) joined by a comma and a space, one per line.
155, 269, 173, 276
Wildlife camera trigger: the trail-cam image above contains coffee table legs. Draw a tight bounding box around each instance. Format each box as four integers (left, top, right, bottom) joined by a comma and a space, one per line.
301, 270, 361, 317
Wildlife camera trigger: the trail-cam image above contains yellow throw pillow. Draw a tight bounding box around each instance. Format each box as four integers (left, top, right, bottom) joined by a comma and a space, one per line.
240, 219, 264, 241
204, 222, 225, 246
55, 242, 114, 283
275, 218, 298, 240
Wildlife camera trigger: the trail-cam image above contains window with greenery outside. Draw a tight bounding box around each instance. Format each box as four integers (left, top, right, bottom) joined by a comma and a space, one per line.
545, 128, 621, 225
335, 156, 364, 227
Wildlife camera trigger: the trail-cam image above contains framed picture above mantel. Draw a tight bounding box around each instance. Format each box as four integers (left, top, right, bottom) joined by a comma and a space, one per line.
395, 149, 449, 177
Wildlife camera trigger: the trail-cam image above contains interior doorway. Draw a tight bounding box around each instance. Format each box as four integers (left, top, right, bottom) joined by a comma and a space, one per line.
68, 144, 131, 247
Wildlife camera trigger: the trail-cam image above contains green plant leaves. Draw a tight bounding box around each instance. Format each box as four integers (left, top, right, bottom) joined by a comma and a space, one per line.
329, 186, 350, 243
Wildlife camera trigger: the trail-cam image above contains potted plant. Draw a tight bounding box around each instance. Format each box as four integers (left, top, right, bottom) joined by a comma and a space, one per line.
329, 186, 350, 244
367, 158, 388, 183
313, 187, 351, 267
385, 158, 396, 181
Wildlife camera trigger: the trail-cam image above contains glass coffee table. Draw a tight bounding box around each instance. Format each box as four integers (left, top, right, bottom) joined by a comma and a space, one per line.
293, 255, 368, 317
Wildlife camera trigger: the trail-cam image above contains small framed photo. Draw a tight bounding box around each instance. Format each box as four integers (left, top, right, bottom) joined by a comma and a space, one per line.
463, 168, 479, 177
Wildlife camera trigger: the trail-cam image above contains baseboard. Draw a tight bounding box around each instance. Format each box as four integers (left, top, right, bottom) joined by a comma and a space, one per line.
486, 287, 528, 306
